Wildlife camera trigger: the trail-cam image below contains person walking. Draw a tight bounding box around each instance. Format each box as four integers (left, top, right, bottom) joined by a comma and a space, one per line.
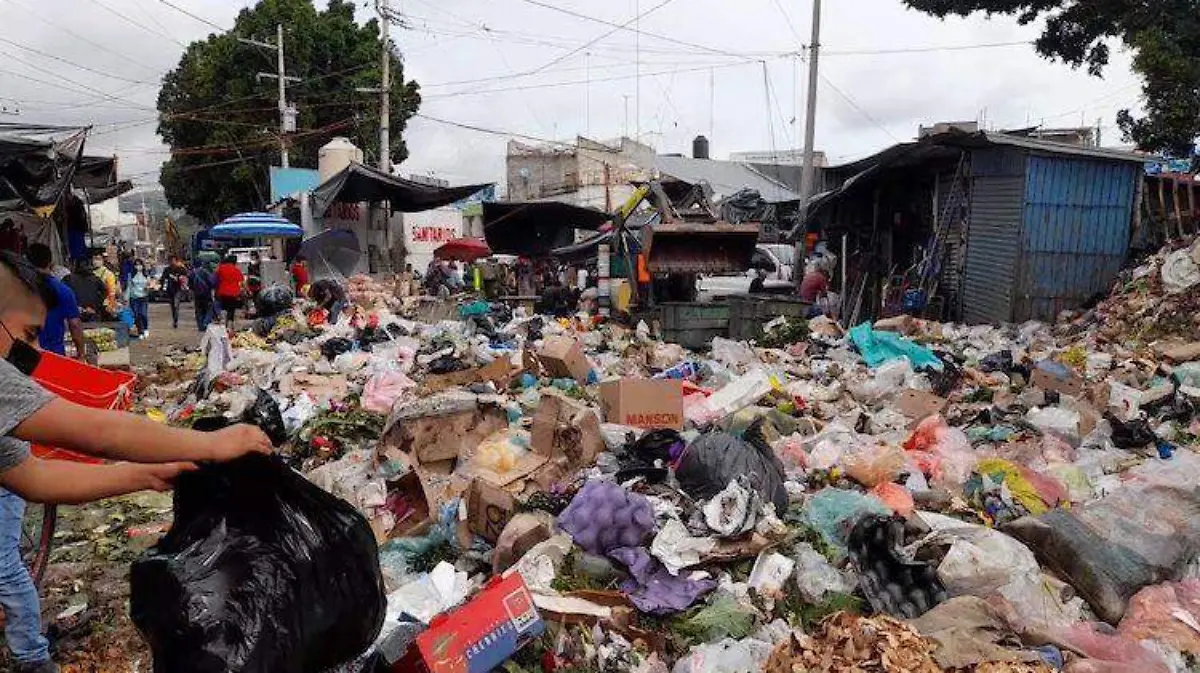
188, 260, 216, 332
126, 260, 151, 338
0, 250, 272, 673
214, 254, 245, 329
159, 256, 189, 330
25, 245, 85, 359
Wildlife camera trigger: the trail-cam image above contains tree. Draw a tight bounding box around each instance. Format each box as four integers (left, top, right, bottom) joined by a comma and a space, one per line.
901, 0, 1200, 159
156, 0, 421, 221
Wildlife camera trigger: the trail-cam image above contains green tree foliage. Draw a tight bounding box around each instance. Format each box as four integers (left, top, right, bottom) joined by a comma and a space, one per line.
156, 0, 420, 220
901, 0, 1200, 158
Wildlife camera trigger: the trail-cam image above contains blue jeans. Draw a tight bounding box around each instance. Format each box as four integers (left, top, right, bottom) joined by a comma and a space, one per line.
195, 299, 214, 332
0, 489, 50, 665
328, 299, 347, 324
130, 297, 149, 335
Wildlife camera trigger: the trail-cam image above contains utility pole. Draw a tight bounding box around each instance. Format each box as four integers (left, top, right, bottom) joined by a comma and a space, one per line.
796, 0, 821, 291
239, 24, 299, 168
379, 0, 391, 173
356, 0, 396, 273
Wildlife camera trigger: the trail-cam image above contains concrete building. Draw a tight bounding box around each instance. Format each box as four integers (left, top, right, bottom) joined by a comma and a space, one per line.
505, 136, 655, 209
728, 149, 827, 167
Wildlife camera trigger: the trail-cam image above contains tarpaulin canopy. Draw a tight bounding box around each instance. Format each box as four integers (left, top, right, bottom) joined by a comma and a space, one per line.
483, 201, 610, 257
299, 228, 361, 280
0, 124, 88, 210
550, 228, 641, 264
311, 162, 490, 216
211, 212, 303, 239
434, 237, 491, 262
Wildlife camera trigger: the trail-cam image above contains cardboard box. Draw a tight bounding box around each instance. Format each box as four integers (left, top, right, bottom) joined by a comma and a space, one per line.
538, 336, 592, 384
1030, 365, 1084, 398
894, 389, 949, 421
599, 378, 684, 430
424, 357, 515, 393
530, 391, 604, 468
411, 572, 545, 673
465, 479, 516, 543
383, 394, 509, 464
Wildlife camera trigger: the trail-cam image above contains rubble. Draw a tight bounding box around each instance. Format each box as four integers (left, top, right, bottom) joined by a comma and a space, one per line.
79, 238, 1200, 672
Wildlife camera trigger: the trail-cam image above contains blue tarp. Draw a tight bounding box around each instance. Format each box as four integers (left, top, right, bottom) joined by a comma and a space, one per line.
849, 322, 944, 371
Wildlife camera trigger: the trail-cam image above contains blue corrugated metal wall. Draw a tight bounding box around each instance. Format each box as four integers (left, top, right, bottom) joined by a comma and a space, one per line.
1015, 156, 1138, 322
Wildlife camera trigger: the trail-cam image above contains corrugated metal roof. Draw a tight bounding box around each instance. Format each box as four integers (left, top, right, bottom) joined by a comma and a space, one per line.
981, 133, 1147, 164
654, 155, 802, 203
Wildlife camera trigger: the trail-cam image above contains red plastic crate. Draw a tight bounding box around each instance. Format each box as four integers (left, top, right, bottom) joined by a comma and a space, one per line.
30, 351, 136, 464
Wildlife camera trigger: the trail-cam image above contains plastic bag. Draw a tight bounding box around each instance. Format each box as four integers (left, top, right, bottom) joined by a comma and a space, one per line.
689, 369, 776, 425
1004, 483, 1200, 624
848, 322, 944, 371
802, 488, 890, 554
200, 323, 232, 382
557, 481, 656, 555
1026, 406, 1081, 440
871, 482, 915, 517
903, 415, 978, 489
1117, 580, 1200, 655
131, 454, 385, 673
361, 371, 416, 415
257, 285, 295, 318
709, 337, 756, 369
675, 429, 789, 513
1106, 413, 1157, 450
791, 542, 852, 602
843, 445, 908, 488
320, 337, 354, 361
1162, 248, 1200, 294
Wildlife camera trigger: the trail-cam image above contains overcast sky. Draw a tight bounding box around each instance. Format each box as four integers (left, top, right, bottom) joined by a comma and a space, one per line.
0, 0, 1143, 197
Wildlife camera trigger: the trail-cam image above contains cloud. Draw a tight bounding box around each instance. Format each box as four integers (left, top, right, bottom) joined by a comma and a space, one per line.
0, 0, 1142, 201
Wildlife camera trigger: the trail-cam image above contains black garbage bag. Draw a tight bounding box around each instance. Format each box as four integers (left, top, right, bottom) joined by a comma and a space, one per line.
130, 454, 385, 673
848, 515, 947, 619
192, 389, 287, 447
1106, 412, 1157, 450
674, 426, 788, 513
630, 429, 685, 465
488, 302, 513, 325
923, 352, 963, 398
427, 354, 470, 374
979, 350, 1014, 373
320, 337, 354, 361
257, 285, 295, 318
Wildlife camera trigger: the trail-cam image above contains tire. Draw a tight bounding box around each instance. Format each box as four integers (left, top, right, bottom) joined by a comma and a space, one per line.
20, 503, 56, 587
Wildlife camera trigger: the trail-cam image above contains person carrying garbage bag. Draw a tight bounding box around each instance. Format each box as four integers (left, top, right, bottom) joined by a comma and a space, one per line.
0, 251, 272, 673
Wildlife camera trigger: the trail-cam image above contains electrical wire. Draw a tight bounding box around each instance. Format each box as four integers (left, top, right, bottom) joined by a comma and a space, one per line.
153, 0, 231, 33
513, 0, 750, 60
91, 0, 188, 47
0, 53, 157, 111
818, 72, 900, 143
3, 0, 163, 75
0, 37, 161, 86
459, 0, 682, 97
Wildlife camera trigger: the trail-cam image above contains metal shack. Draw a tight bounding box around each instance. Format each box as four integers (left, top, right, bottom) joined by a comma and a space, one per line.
807, 130, 1145, 324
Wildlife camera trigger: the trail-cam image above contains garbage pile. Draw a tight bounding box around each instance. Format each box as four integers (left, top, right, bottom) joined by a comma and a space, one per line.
134, 248, 1200, 672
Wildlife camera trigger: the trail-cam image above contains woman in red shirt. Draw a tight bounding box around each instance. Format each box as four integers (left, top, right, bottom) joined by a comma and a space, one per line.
214, 254, 245, 329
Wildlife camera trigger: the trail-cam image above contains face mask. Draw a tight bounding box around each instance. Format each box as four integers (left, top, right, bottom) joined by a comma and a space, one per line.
0, 321, 41, 376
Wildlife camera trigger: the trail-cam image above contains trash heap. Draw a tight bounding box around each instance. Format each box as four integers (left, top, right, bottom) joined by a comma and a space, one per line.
137, 243, 1200, 672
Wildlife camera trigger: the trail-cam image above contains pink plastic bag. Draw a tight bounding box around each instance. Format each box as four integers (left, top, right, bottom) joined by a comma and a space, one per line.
361, 371, 416, 414
1118, 580, 1200, 655
1055, 623, 1170, 673
903, 415, 979, 488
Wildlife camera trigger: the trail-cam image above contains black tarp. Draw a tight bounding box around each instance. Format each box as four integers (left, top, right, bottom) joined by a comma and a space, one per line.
483, 201, 610, 257
311, 162, 490, 216
549, 228, 641, 264
0, 124, 88, 210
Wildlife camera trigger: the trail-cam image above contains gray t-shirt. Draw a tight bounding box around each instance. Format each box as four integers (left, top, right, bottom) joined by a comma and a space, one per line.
0, 358, 54, 472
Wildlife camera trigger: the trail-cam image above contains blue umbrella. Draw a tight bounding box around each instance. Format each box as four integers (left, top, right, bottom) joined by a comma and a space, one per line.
210, 212, 303, 239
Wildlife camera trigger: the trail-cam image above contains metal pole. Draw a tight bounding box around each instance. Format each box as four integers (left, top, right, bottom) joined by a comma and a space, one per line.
795, 0, 821, 291
276, 23, 288, 168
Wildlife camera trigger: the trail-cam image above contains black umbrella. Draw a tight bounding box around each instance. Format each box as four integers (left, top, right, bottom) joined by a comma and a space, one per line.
299, 229, 362, 280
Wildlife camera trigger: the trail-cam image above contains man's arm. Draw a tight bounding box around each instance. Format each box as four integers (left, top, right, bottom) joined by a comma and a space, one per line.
68, 318, 87, 360
13, 398, 272, 463
0, 457, 194, 504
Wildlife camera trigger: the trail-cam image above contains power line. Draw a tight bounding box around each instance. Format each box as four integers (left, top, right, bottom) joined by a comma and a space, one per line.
0, 37, 160, 86
461, 0, 682, 96
153, 0, 231, 33
423, 59, 766, 101
3, 0, 163, 75
823, 40, 1032, 56
768, 0, 804, 49
0, 51, 157, 110
91, 0, 188, 47
513, 0, 750, 60
818, 71, 900, 143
